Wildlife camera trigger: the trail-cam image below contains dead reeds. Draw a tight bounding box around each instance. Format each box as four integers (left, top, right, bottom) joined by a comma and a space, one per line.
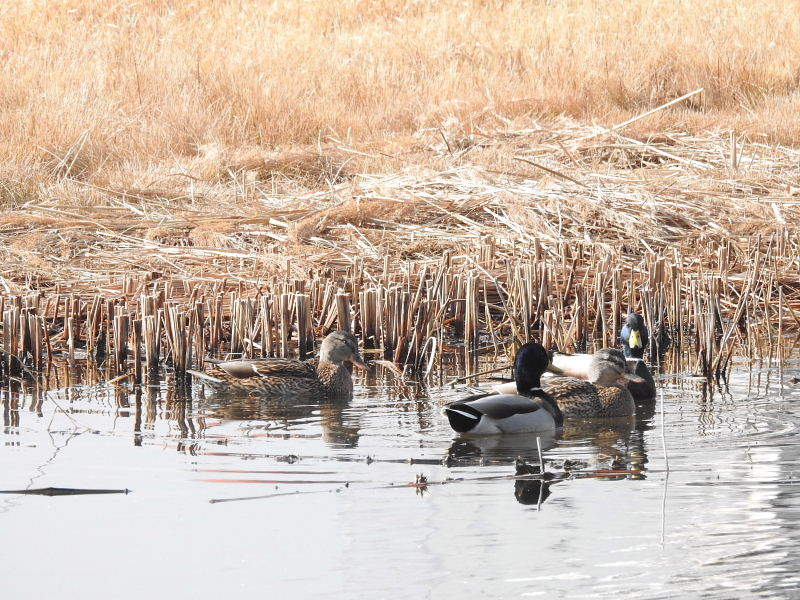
0, 109, 798, 381
0, 230, 796, 381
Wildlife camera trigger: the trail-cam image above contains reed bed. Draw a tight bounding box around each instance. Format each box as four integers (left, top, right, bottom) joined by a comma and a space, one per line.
2, 0, 800, 381
1, 119, 798, 380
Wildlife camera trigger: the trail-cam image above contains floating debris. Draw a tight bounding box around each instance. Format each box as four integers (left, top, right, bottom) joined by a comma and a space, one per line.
515, 457, 541, 476
0, 487, 130, 496
276, 454, 300, 464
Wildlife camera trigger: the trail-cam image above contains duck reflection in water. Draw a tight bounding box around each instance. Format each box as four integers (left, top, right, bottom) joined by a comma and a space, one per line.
445, 433, 558, 506
446, 431, 558, 465
200, 394, 361, 448
514, 479, 553, 506
514, 460, 555, 506
561, 416, 651, 476
445, 416, 651, 505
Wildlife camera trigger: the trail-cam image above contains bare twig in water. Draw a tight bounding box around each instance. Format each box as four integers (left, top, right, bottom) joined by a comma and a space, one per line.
0, 487, 130, 496
207, 468, 642, 504
660, 388, 670, 473
447, 364, 512, 386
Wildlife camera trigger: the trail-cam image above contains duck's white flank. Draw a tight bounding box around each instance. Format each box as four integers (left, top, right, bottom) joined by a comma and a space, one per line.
444, 394, 557, 435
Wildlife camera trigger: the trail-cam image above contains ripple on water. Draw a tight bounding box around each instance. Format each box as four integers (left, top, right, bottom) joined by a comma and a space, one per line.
1, 360, 800, 599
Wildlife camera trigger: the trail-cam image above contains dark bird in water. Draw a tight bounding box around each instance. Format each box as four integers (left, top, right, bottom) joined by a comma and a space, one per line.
443, 343, 563, 435
620, 312, 648, 359
619, 313, 656, 399
188, 331, 367, 399
625, 356, 656, 400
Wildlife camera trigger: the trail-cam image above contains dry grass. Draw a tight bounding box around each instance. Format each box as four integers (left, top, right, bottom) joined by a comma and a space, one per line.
2, 121, 798, 313
0, 1, 799, 373
3, 0, 800, 188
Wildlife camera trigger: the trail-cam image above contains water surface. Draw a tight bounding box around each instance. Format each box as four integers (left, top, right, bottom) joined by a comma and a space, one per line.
2, 358, 800, 599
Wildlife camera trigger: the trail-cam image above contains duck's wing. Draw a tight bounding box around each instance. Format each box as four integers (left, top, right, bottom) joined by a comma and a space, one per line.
596, 385, 636, 417
542, 376, 597, 399
456, 394, 544, 419
542, 376, 603, 419
212, 358, 317, 380
444, 393, 552, 434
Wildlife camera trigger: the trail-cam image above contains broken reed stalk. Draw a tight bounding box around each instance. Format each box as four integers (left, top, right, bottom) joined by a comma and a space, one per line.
164, 306, 193, 375
360, 288, 378, 349
279, 293, 291, 358
132, 318, 142, 382
335, 293, 351, 333
142, 314, 160, 373
295, 294, 313, 359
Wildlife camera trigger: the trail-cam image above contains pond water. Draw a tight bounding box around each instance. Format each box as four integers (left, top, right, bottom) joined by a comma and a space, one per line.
2, 356, 800, 599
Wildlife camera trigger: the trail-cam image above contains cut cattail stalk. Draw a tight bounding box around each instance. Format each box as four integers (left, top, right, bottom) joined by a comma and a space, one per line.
336, 293, 352, 333
295, 294, 313, 359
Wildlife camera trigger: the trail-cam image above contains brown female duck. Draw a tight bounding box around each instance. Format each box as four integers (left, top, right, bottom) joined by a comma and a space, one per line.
491, 348, 637, 418
188, 331, 367, 399
544, 348, 636, 418
548, 343, 656, 401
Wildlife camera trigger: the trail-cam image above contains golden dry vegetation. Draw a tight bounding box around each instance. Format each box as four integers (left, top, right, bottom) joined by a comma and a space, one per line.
5, 0, 800, 163
0, 0, 798, 372
0, 0, 795, 306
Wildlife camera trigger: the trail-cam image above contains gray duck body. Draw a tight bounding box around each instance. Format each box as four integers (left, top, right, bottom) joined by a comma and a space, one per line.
625, 358, 656, 400
444, 342, 563, 435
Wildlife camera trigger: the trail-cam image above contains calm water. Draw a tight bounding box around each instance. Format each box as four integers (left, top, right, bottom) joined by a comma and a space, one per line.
2, 357, 800, 599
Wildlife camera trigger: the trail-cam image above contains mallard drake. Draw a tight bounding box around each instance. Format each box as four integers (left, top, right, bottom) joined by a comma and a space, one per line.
443, 343, 563, 435
494, 348, 637, 418
620, 314, 657, 399
620, 313, 648, 359
625, 357, 656, 400
187, 331, 367, 399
